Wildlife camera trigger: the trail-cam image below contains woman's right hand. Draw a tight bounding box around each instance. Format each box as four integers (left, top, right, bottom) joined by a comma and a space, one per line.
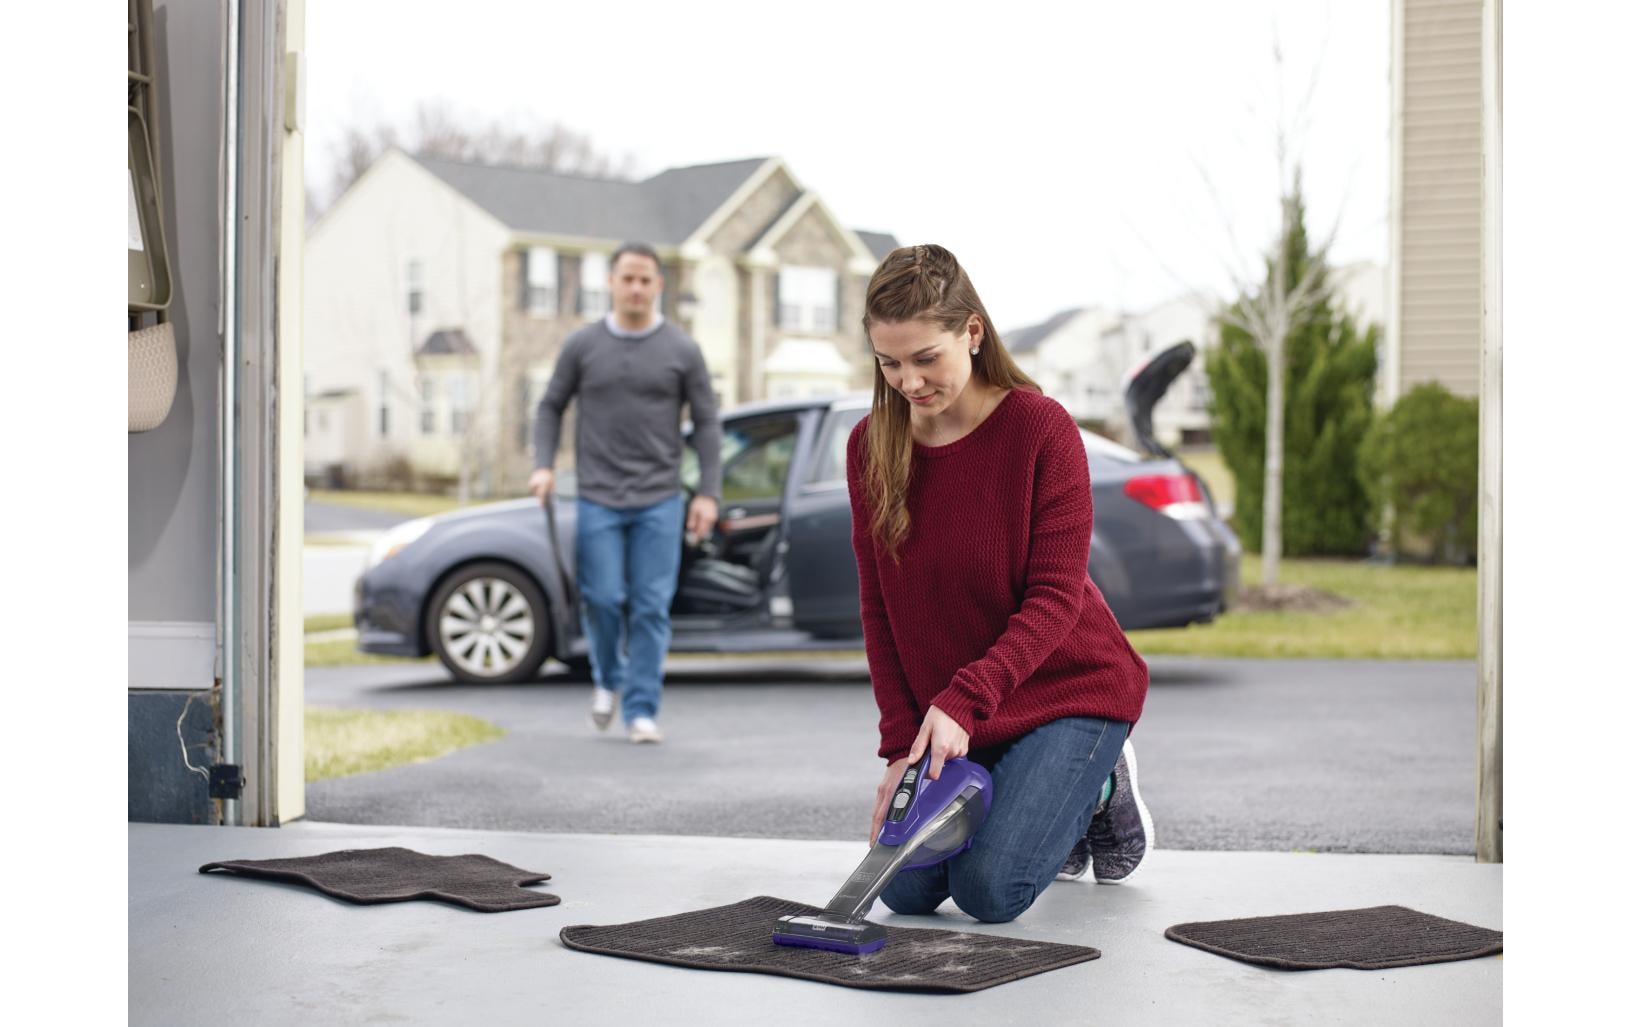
869, 758, 911, 845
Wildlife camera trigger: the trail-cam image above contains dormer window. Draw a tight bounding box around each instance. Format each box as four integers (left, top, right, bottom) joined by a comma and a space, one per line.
777, 266, 837, 333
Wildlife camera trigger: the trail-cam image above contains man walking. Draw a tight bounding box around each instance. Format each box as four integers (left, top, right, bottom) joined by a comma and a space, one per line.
530, 243, 722, 743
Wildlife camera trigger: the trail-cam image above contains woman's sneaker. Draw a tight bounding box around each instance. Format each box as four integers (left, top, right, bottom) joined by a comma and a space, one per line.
1085, 740, 1154, 884
1055, 835, 1092, 881
1056, 773, 1113, 881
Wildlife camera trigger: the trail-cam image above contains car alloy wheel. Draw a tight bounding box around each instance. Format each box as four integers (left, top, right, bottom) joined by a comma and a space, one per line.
428, 562, 549, 683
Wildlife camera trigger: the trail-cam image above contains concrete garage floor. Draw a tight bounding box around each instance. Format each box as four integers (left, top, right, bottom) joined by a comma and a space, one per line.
130, 821, 1501, 1025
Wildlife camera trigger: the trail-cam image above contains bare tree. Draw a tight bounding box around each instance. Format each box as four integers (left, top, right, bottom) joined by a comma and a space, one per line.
1210, 35, 1351, 585
311, 99, 638, 218
1213, 169, 1341, 585
1127, 33, 1350, 587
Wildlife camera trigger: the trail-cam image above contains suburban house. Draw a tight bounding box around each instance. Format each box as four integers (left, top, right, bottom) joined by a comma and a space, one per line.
303, 150, 898, 493
1007, 307, 1125, 429
1006, 261, 1387, 450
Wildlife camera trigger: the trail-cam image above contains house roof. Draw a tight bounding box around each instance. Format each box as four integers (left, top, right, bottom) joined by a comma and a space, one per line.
854, 231, 902, 261
1004, 308, 1085, 353
416, 328, 477, 357
411, 153, 893, 258
414, 155, 771, 246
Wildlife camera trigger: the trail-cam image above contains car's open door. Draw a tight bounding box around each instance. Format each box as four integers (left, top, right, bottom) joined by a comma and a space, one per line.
781, 404, 866, 639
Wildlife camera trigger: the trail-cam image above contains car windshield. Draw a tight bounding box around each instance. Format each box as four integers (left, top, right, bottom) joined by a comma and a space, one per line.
683, 417, 800, 500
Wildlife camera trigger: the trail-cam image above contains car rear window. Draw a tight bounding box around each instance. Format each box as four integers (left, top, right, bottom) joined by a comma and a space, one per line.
1080, 429, 1142, 463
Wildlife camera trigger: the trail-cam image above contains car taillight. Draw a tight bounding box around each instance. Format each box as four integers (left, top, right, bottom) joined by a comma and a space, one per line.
1124, 473, 1209, 520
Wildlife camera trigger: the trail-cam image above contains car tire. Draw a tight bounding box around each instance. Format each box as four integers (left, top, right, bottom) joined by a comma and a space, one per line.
427, 561, 550, 684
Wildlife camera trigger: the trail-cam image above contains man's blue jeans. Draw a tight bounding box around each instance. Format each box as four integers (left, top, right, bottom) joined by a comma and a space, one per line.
575, 493, 684, 723
880, 716, 1130, 924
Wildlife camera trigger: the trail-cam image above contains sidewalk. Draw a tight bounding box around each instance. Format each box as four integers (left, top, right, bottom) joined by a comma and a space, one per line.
130, 821, 1501, 1025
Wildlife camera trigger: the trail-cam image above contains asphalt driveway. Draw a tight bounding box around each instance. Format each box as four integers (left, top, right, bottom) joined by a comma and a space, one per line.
304, 655, 1477, 854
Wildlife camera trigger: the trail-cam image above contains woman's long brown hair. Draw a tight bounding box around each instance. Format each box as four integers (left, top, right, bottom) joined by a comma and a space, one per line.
861, 244, 1037, 559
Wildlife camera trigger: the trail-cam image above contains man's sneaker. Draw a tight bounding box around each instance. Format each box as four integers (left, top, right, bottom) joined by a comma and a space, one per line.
590, 688, 616, 731
1085, 740, 1154, 884
627, 716, 663, 744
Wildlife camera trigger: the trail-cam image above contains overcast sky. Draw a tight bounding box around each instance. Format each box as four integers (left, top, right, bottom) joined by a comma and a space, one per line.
306, 0, 1389, 332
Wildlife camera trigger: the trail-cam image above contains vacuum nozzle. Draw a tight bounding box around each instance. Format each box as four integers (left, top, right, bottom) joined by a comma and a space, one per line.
771, 914, 886, 955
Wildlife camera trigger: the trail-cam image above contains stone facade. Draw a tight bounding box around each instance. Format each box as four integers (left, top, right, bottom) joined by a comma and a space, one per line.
706, 166, 801, 254
496, 247, 583, 491
766, 207, 874, 395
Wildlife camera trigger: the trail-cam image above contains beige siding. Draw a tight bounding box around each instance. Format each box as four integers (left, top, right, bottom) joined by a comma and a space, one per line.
1393, 0, 1485, 399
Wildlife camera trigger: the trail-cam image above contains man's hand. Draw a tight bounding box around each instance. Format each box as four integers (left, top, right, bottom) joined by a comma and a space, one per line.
906, 705, 970, 782
869, 758, 911, 845
528, 468, 555, 505
686, 494, 719, 542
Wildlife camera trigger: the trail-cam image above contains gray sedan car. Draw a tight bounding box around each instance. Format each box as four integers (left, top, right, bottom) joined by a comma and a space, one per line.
356, 390, 1239, 683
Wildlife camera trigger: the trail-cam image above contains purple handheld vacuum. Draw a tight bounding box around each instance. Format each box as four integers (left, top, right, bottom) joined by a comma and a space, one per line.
771, 756, 994, 955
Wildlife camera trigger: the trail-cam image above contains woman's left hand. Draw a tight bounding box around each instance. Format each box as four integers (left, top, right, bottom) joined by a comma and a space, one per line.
907, 705, 970, 781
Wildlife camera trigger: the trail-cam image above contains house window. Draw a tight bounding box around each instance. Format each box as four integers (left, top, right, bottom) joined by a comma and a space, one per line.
407, 259, 424, 315
778, 266, 838, 334
419, 377, 436, 435
448, 372, 473, 434
519, 367, 552, 450
1188, 371, 1211, 412
526, 246, 558, 317
377, 370, 390, 437
578, 251, 610, 319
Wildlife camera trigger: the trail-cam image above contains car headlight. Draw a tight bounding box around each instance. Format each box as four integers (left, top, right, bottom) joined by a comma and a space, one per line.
366, 517, 434, 570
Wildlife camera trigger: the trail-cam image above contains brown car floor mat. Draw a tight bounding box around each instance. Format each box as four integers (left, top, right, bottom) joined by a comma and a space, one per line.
199, 846, 559, 912
559, 895, 1100, 993
1165, 904, 1502, 970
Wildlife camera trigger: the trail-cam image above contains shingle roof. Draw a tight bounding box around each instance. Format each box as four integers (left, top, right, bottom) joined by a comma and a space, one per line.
640, 158, 776, 243
414, 154, 770, 246
854, 231, 902, 261
1004, 308, 1084, 353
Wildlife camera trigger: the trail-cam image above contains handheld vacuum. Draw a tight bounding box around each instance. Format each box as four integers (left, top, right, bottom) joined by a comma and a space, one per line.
771, 756, 994, 955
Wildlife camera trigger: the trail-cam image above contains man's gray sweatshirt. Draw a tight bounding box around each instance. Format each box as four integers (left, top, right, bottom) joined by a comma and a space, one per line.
532, 316, 723, 509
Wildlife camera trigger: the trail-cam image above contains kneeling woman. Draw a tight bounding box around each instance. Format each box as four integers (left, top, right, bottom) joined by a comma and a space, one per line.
848, 244, 1154, 924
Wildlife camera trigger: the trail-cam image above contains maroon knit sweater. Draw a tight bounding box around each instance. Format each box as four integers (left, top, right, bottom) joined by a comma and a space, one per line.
847, 387, 1149, 762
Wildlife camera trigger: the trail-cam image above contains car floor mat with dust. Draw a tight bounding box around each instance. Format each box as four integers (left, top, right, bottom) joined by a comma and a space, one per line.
559, 895, 1100, 993
1165, 904, 1502, 970
199, 846, 559, 912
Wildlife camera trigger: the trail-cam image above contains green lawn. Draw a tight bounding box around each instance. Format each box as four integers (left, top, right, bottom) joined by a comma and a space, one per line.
1177, 447, 1235, 515
1126, 554, 1477, 660
307, 488, 474, 519
305, 707, 505, 782
305, 551, 1476, 666
305, 636, 434, 668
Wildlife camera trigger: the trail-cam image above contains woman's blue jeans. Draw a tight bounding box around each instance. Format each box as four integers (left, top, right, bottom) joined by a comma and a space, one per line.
879, 716, 1130, 924
575, 493, 683, 723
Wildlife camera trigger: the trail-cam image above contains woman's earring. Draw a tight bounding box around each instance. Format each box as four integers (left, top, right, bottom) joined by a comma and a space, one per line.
971, 346, 981, 356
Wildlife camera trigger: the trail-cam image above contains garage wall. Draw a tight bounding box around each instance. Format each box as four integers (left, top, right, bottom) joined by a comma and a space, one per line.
128, 0, 224, 822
